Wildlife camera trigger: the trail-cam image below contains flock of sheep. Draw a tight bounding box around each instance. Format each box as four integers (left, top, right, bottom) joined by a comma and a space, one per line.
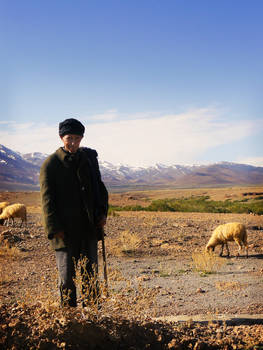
0, 201, 248, 257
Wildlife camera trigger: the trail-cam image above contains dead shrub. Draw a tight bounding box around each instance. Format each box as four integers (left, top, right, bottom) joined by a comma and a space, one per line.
73, 256, 105, 311
0, 242, 21, 259
108, 230, 142, 256
0, 242, 22, 284
215, 281, 245, 291
192, 251, 225, 274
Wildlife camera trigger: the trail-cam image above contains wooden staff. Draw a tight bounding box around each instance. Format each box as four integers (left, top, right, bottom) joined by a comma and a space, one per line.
101, 227, 109, 296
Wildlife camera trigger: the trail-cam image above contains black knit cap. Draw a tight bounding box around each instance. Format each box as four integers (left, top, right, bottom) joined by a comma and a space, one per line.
59, 118, 85, 137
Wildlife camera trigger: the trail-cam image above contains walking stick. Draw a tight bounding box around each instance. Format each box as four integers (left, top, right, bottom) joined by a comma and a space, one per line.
101, 227, 109, 296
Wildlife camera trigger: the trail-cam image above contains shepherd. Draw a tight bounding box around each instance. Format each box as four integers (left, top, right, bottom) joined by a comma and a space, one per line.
40, 118, 108, 308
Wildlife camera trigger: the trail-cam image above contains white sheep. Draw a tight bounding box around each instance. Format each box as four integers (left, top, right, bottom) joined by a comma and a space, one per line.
0, 201, 10, 214
0, 203, 27, 227
206, 222, 248, 258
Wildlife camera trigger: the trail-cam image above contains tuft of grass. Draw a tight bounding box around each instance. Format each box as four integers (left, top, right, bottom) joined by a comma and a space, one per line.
158, 263, 173, 277
107, 206, 119, 216
177, 269, 188, 274
159, 272, 170, 278
0, 242, 21, 259
0, 242, 22, 285
109, 230, 142, 256
192, 251, 226, 274
73, 257, 105, 311
215, 281, 244, 291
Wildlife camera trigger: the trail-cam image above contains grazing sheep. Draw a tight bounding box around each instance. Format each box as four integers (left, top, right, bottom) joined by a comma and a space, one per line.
0, 201, 10, 214
0, 203, 27, 227
206, 222, 248, 258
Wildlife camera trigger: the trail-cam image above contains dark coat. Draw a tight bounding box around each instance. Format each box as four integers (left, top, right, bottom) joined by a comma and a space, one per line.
39, 147, 108, 250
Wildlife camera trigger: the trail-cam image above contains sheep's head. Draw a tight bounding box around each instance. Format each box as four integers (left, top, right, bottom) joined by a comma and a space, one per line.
205, 244, 214, 252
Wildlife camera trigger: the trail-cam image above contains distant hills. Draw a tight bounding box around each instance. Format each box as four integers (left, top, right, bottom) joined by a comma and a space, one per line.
0, 145, 44, 191
0, 144, 263, 191
100, 160, 263, 191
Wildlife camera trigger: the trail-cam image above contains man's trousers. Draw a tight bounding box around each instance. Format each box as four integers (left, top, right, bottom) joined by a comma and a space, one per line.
55, 238, 98, 307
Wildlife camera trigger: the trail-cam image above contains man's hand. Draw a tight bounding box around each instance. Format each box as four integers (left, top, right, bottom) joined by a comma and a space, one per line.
54, 231, 65, 239
97, 215, 107, 227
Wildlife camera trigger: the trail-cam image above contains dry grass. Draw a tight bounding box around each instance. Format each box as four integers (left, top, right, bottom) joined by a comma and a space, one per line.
27, 205, 41, 214
31, 254, 159, 321
158, 262, 173, 277
0, 243, 22, 284
107, 266, 126, 282
192, 250, 226, 274
73, 257, 104, 310
108, 230, 142, 256
0, 265, 13, 285
0, 242, 21, 259
215, 281, 246, 291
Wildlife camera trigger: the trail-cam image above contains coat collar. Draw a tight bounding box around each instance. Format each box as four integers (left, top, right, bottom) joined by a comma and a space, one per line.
55, 147, 88, 167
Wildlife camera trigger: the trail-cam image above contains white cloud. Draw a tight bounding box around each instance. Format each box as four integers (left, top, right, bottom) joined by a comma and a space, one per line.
235, 157, 263, 167
0, 122, 61, 155
86, 109, 119, 122
85, 108, 259, 166
0, 108, 261, 166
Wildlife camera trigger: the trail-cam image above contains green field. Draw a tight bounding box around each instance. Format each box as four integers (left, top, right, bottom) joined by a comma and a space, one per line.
109, 195, 263, 215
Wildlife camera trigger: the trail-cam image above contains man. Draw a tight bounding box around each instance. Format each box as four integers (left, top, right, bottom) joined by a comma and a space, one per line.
40, 118, 108, 308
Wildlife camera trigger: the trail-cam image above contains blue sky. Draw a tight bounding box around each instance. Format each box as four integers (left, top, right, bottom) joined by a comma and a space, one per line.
1, 0, 263, 166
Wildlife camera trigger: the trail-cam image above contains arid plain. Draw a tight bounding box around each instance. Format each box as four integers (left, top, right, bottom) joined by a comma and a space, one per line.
0, 186, 263, 349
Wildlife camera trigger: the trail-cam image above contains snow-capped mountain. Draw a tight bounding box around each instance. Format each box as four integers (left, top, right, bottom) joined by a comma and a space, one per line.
99, 161, 195, 187
98, 160, 263, 189
0, 144, 41, 191
23, 152, 49, 166
0, 144, 263, 191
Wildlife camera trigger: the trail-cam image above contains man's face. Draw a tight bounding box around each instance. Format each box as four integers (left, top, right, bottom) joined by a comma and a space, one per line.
61, 134, 83, 153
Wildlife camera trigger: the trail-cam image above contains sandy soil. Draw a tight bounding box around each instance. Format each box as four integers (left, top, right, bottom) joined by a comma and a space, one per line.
0, 190, 263, 349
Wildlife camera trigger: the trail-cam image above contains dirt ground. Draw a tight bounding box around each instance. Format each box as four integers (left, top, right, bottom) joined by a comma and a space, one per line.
0, 189, 263, 349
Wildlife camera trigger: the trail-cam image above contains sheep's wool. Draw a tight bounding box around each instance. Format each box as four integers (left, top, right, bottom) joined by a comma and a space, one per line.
0, 203, 27, 225
206, 222, 248, 257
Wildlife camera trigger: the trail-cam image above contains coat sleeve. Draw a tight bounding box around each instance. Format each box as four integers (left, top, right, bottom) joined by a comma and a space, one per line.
85, 148, 109, 219
39, 159, 63, 239
93, 152, 109, 218
98, 178, 109, 218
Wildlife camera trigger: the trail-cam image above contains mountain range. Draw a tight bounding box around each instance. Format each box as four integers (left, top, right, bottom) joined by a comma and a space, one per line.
0, 144, 263, 191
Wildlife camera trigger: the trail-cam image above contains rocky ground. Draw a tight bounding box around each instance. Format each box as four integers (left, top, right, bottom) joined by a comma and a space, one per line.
0, 191, 263, 349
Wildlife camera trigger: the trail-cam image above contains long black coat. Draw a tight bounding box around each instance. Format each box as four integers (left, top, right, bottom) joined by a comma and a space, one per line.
39, 147, 108, 250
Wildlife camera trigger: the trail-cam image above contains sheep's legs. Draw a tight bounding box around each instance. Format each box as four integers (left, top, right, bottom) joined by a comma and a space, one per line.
235, 241, 244, 257
236, 245, 241, 257
9, 217, 15, 227
225, 242, 230, 257
219, 244, 224, 256
243, 238, 248, 258
219, 243, 230, 257
20, 217, 27, 228
5, 218, 12, 226
235, 239, 248, 258
238, 242, 248, 258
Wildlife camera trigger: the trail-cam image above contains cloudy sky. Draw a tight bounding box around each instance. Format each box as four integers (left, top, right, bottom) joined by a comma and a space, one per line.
1, 0, 263, 167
